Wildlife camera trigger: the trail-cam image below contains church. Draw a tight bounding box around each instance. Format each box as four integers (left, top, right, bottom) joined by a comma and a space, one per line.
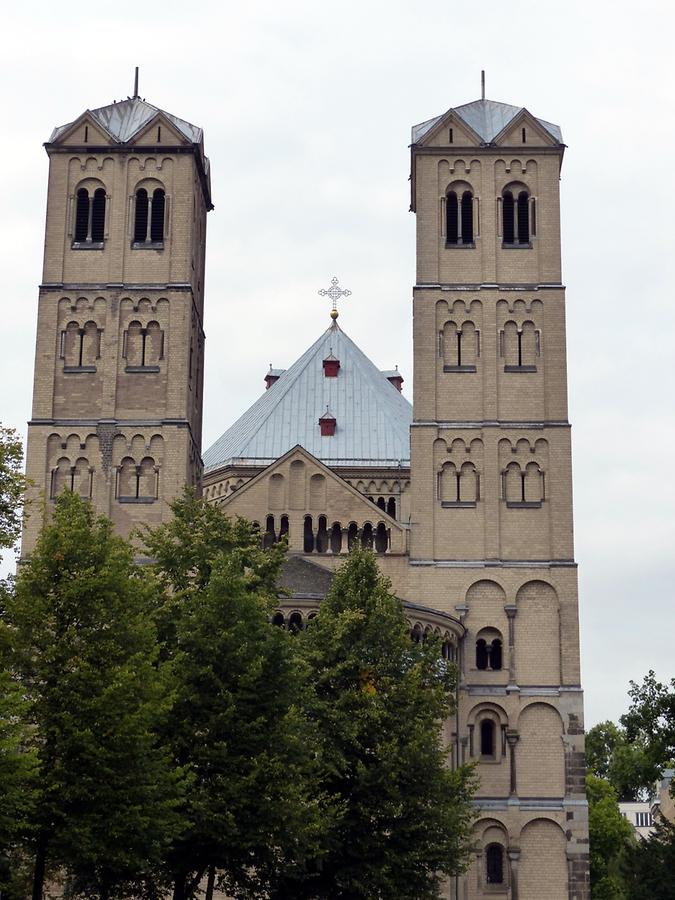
23, 85, 590, 899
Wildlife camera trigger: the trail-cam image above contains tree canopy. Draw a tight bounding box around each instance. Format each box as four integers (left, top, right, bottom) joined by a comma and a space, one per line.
6, 492, 184, 899
143, 493, 332, 899
273, 548, 476, 899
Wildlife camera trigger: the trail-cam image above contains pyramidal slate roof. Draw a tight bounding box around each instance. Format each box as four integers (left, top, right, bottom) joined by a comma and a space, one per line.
203, 322, 412, 471
411, 98, 562, 145
49, 96, 203, 145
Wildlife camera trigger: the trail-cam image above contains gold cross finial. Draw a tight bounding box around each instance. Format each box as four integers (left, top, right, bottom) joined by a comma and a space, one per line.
318, 276, 352, 320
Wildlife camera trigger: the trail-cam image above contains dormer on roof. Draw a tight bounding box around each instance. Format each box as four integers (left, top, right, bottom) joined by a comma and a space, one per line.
381, 367, 404, 392
265, 366, 286, 390
323, 349, 340, 378
319, 407, 337, 437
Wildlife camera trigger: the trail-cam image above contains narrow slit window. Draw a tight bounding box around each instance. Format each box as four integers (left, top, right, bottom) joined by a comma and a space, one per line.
517, 191, 530, 243
480, 719, 495, 756
502, 191, 515, 243
74, 189, 90, 242
486, 844, 505, 884
461, 191, 473, 243
150, 188, 165, 242
91, 189, 106, 242
446, 191, 459, 244
134, 189, 149, 243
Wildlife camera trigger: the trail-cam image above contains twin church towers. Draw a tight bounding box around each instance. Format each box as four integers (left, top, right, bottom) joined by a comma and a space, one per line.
23, 86, 589, 899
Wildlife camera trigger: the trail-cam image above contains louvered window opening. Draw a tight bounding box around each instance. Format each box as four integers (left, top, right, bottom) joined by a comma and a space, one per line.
446, 190, 474, 245
74, 187, 106, 244
503, 190, 531, 245
134, 187, 166, 244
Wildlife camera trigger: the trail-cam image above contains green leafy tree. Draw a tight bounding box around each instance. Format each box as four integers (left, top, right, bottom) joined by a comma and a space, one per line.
0, 426, 35, 897
622, 671, 675, 774
143, 493, 333, 900
0, 425, 27, 554
586, 720, 656, 801
621, 816, 675, 900
0, 632, 38, 898
274, 549, 476, 900
6, 492, 184, 900
586, 774, 633, 899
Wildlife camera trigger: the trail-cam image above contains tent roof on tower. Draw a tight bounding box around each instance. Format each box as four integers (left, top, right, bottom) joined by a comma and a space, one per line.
203, 322, 412, 472
411, 97, 563, 145
49, 96, 204, 145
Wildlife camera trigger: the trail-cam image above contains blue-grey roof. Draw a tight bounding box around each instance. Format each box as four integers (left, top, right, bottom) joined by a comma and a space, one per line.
412, 98, 562, 145
204, 322, 412, 471
50, 97, 203, 145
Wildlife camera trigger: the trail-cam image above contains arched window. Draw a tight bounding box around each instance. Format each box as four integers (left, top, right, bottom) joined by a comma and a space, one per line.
288, 611, 304, 633
439, 463, 478, 507
386, 497, 396, 518
501, 320, 540, 371
480, 719, 495, 757
504, 463, 544, 507
330, 522, 342, 554
134, 189, 149, 243
303, 515, 314, 553
134, 186, 166, 245
272, 612, 285, 627
50, 457, 92, 499
361, 522, 373, 549
486, 844, 505, 884
476, 632, 504, 671
60, 321, 101, 371
91, 189, 106, 243
441, 320, 479, 372
347, 522, 358, 551
446, 188, 474, 246
279, 514, 289, 541
263, 514, 276, 549
74, 189, 90, 242
73, 186, 106, 245
117, 456, 157, 502
150, 188, 165, 242
123, 320, 165, 371
502, 187, 533, 246
376, 496, 386, 511
490, 639, 503, 670
375, 522, 388, 554
316, 516, 329, 553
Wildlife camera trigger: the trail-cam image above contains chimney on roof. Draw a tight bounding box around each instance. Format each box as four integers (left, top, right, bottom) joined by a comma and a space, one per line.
319, 407, 337, 437
323, 349, 340, 378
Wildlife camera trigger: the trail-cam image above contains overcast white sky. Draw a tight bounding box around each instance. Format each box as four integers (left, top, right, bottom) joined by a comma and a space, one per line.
2, 0, 674, 727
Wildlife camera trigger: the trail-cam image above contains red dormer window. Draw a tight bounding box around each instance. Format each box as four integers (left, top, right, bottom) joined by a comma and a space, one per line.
264, 365, 284, 389
319, 411, 336, 436
387, 373, 403, 392
323, 356, 340, 377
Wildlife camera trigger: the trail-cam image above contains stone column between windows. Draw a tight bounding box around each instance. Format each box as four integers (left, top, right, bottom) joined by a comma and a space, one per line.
454, 604, 468, 684
508, 848, 520, 900
504, 604, 517, 686
506, 728, 519, 796
341, 526, 349, 553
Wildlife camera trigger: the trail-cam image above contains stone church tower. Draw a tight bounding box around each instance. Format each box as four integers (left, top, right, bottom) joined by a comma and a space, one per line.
408, 98, 589, 897
23, 92, 211, 553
